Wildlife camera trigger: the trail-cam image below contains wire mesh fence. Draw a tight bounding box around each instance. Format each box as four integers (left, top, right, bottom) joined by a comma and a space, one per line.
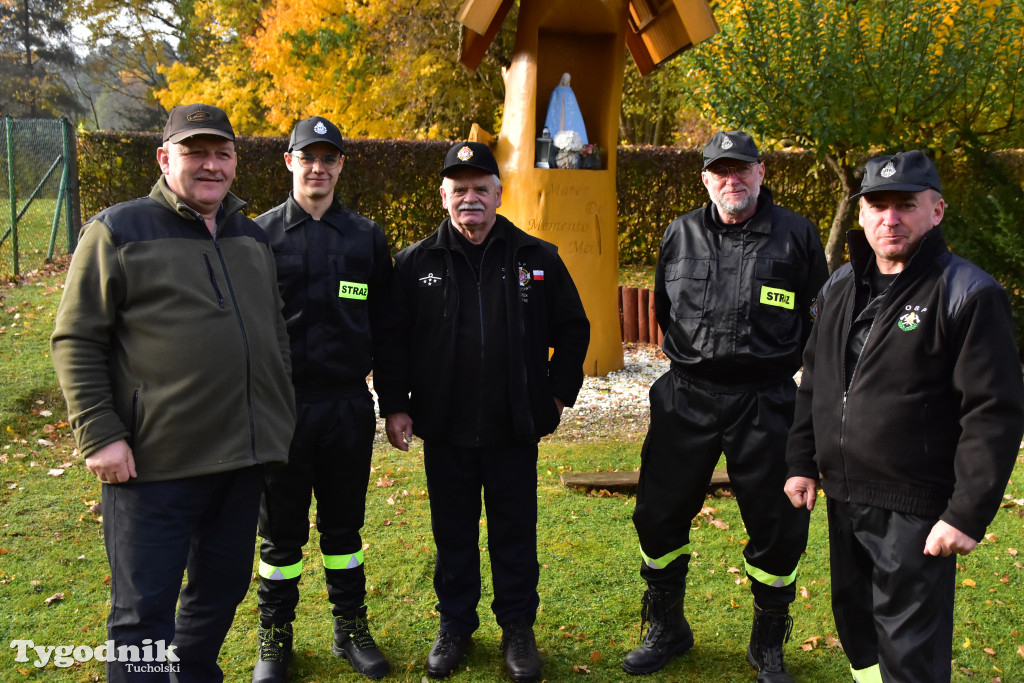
0, 116, 80, 279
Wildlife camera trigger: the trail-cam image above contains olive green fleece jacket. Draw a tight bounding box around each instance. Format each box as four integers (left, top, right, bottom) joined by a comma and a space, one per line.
51, 177, 296, 482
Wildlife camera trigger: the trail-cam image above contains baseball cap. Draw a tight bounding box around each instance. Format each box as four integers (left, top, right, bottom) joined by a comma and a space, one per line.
288, 117, 345, 154
441, 141, 500, 179
163, 104, 234, 144
851, 151, 943, 199
702, 131, 760, 169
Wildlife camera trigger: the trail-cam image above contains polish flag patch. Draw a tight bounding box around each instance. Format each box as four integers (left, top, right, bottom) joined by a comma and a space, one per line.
533, 270, 545, 280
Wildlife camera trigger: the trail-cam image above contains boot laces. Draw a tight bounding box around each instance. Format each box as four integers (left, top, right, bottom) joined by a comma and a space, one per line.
504, 623, 534, 659
433, 631, 460, 657
336, 616, 378, 651
257, 624, 291, 663
757, 612, 793, 671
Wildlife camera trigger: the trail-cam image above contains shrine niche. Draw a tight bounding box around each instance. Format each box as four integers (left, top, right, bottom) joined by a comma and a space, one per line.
457, 0, 718, 376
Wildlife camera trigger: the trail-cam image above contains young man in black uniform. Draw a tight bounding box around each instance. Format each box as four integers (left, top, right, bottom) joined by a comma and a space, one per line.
785, 151, 1024, 682
624, 131, 828, 681
251, 117, 393, 681
375, 142, 590, 682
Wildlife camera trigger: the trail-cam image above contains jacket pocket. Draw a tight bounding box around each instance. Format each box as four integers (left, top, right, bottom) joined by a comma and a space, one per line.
663, 257, 709, 319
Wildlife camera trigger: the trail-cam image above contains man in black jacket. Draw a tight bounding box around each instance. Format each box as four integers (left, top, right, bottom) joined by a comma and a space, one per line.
624, 131, 828, 681
375, 141, 590, 682
251, 117, 393, 682
785, 151, 1024, 682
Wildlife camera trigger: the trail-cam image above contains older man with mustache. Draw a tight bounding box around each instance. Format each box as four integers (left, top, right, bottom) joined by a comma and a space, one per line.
375, 141, 590, 682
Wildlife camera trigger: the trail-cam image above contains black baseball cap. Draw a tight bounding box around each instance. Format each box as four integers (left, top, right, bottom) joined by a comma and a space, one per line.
852, 151, 943, 199
163, 104, 234, 144
441, 141, 500, 179
288, 116, 345, 154
702, 131, 760, 169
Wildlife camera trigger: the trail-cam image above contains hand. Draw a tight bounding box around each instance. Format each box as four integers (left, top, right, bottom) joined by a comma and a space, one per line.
554, 396, 565, 417
85, 439, 137, 484
385, 412, 414, 451
923, 520, 978, 557
784, 476, 818, 511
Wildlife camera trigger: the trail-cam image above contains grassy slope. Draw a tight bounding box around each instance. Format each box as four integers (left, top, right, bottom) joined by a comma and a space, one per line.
1, 267, 1021, 682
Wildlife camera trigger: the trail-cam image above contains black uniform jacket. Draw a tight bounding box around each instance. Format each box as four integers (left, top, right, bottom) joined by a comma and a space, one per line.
374, 215, 590, 444
786, 228, 1024, 541
256, 194, 394, 401
656, 188, 828, 387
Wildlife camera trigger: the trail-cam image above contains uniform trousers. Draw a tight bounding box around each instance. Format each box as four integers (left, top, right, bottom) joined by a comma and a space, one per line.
102, 465, 265, 683
257, 392, 376, 623
827, 498, 956, 682
633, 370, 809, 608
423, 441, 540, 636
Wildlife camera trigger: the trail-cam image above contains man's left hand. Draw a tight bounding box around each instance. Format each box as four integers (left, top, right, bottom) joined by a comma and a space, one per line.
924, 520, 978, 557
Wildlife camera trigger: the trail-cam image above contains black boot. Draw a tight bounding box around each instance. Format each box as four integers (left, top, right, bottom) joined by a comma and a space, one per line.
332, 615, 391, 680
622, 589, 694, 675
252, 623, 293, 683
746, 602, 795, 682
500, 620, 542, 682
426, 631, 472, 679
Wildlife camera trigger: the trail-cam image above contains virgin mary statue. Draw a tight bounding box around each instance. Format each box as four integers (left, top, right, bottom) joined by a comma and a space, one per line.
544, 73, 588, 144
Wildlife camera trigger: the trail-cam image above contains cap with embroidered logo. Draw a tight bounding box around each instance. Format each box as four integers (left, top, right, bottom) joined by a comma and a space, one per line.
163, 104, 234, 144
441, 141, 500, 179
702, 131, 760, 169
288, 116, 345, 154
852, 150, 942, 199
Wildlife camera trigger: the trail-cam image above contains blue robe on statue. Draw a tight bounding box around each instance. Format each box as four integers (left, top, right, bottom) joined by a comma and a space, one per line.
544, 73, 588, 145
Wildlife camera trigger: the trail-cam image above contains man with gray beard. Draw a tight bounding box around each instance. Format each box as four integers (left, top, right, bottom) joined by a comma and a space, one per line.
622, 131, 827, 682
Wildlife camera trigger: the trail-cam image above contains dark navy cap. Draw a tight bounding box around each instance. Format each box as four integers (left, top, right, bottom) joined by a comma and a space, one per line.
852, 151, 942, 199
441, 141, 500, 179
288, 117, 345, 154
163, 104, 234, 143
702, 131, 760, 169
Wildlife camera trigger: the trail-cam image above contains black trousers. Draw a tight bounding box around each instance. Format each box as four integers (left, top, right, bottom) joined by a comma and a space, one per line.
827, 499, 956, 682
632, 371, 809, 608
257, 393, 376, 623
102, 465, 264, 683
423, 441, 540, 637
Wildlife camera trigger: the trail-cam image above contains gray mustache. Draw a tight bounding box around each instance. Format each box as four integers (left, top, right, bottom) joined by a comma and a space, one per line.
458, 202, 486, 212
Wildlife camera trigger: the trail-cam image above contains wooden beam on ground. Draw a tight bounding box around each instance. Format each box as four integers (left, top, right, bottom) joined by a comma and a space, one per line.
560, 469, 730, 493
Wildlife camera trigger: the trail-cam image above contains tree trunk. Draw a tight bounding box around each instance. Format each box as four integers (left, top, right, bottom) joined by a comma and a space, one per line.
823, 155, 859, 273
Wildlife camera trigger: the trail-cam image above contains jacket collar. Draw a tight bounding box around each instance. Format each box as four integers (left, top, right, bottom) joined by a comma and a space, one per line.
150, 176, 247, 225
428, 214, 520, 251
848, 225, 948, 283
280, 193, 347, 232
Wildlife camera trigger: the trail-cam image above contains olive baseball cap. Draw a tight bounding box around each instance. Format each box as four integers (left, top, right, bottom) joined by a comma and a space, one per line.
702, 131, 760, 169
852, 151, 943, 199
163, 104, 234, 144
441, 141, 500, 179
288, 116, 345, 154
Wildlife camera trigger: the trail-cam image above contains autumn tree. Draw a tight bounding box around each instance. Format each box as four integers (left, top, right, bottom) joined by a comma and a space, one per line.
684, 0, 1024, 270
158, 0, 514, 138
0, 0, 81, 117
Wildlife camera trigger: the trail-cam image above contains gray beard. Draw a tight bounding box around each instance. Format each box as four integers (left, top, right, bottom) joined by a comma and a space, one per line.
714, 185, 760, 219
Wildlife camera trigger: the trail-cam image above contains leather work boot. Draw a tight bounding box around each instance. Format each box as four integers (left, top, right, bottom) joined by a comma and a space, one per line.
500, 620, 542, 682
621, 589, 694, 675
252, 622, 293, 683
746, 602, 795, 682
332, 615, 391, 680
426, 631, 471, 679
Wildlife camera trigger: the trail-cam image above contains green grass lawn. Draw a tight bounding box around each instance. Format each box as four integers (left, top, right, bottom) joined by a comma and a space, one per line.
1, 266, 1022, 682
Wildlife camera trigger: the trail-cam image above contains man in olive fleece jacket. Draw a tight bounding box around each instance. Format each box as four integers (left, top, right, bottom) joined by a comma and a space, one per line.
51, 104, 295, 683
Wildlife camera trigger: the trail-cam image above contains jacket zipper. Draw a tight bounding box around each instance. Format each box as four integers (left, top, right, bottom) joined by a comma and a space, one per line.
203, 253, 225, 308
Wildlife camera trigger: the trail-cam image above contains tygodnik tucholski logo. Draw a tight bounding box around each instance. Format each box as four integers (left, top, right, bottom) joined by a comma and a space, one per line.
10, 638, 179, 671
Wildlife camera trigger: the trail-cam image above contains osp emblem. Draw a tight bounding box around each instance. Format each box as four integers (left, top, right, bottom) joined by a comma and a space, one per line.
457, 146, 473, 161
518, 266, 531, 287
418, 272, 442, 287
880, 161, 897, 178
897, 305, 927, 332
721, 137, 734, 150
314, 121, 327, 134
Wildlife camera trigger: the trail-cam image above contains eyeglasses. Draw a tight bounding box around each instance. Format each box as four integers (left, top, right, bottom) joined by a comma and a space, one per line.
292, 152, 342, 169
706, 163, 757, 180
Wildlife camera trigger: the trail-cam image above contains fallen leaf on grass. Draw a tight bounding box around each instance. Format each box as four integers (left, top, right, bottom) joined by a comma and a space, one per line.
47, 468, 65, 477
801, 635, 822, 651
984, 648, 996, 656
590, 650, 601, 662
962, 578, 977, 588
1008, 548, 1018, 557
572, 665, 591, 673
45, 592, 64, 604
376, 476, 395, 487
963, 637, 971, 649
800, 586, 810, 599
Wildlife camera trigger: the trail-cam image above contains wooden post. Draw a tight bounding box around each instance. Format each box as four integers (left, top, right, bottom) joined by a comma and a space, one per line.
623, 286, 639, 342
637, 288, 650, 343
648, 288, 659, 345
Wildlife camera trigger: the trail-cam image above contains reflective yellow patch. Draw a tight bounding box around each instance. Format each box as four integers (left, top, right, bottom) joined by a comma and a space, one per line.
338, 281, 368, 300
760, 285, 795, 310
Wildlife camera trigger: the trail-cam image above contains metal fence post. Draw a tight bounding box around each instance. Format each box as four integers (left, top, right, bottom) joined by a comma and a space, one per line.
5, 115, 17, 276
